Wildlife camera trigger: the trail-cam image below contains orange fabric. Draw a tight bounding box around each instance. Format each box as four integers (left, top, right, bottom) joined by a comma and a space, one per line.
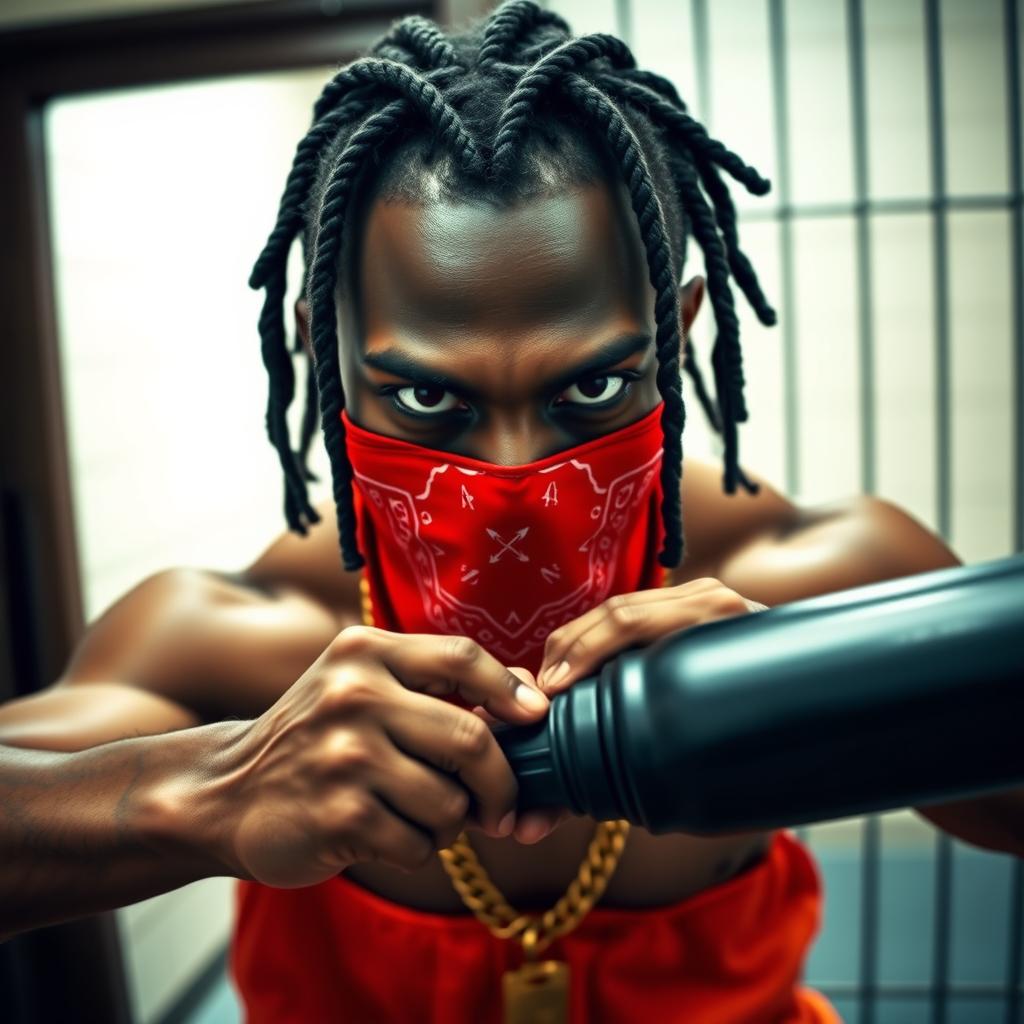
229, 829, 840, 1023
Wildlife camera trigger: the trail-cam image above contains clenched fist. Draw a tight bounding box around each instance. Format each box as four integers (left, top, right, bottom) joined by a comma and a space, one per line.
211, 626, 550, 887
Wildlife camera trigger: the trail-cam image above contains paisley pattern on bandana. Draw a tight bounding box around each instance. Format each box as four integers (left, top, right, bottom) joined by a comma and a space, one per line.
343, 403, 668, 676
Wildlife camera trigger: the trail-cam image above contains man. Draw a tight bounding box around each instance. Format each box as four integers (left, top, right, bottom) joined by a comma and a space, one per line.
2, 4, 1020, 1021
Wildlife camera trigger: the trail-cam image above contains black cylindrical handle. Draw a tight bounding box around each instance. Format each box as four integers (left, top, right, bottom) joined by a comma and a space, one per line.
495, 555, 1024, 834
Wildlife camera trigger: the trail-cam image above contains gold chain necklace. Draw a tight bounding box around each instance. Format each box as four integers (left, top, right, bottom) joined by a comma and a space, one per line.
358, 568, 668, 1023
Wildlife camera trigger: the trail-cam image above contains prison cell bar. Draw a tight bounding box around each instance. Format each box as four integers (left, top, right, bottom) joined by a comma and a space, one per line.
586, 0, 1023, 1017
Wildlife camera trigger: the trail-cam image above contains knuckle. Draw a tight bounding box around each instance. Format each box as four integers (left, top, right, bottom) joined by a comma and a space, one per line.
328, 624, 379, 658
606, 597, 637, 629
683, 576, 720, 593
450, 712, 492, 760
443, 634, 482, 667
438, 787, 470, 825
564, 635, 592, 664
713, 589, 748, 615
322, 732, 373, 774
333, 793, 376, 834
319, 668, 376, 714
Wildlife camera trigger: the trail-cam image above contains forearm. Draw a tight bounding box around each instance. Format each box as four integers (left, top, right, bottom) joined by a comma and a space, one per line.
914, 786, 1024, 858
0, 720, 246, 941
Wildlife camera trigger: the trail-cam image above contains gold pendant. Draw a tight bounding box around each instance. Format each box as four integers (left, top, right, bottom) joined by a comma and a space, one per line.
503, 959, 570, 1024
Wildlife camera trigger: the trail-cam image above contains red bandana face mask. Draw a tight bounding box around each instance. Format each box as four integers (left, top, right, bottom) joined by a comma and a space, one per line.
342, 402, 668, 677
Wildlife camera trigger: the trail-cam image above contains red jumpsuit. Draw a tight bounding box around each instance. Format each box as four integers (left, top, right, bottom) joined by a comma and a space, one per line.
230, 828, 840, 1022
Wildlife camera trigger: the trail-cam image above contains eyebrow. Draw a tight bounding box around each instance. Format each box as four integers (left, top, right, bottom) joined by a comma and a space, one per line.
361, 332, 652, 398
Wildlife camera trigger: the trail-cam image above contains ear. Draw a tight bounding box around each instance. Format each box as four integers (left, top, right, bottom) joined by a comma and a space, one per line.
294, 297, 312, 359
678, 275, 705, 338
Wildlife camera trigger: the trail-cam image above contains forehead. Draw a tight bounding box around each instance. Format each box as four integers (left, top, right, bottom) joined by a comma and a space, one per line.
355, 179, 652, 345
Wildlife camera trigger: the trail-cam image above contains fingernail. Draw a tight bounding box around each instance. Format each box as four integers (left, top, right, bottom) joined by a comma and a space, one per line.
514, 682, 548, 713
518, 819, 553, 844
545, 660, 571, 690
497, 811, 516, 837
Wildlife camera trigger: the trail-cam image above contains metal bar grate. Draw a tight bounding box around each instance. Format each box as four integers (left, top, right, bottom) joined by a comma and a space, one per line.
846, 0, 875, 498
587, 0, 1022, 1016
923, 0, 951, 543
768, 0, 800, 499
845, 8, 880, 1018
690, 0, 711, 128
1004, 4, 1022, 1017
922, 5, 954, 1020
744, 2, 1020, 1020
742, 192, 1024, 221
613, 0, 632, 49
1007, 0, 1024, 560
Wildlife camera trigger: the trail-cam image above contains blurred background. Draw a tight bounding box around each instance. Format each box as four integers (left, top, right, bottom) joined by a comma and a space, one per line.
0, 0, 1020, 1022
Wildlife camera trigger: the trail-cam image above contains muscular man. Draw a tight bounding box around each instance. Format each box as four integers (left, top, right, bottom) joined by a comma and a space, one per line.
2, 4, 1020, 1020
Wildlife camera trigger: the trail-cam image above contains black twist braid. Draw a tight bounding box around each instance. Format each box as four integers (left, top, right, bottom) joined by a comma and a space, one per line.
252, 61, 476, 535
478, 0, 570, 69
593, 74, 770, 195
595, 73, 776, 325
587, 69, 726, 438
681, 341, 723, 434
298, 348, 320, 484
294, 230, 319, 485
557, 75, 687, 566
674, 154, 755, 493
307, 62, 480, 569
251, 90, 377, 291
251, 101, 385, 532
691, 157, 777, 326
618, 67, 688, 109
381, 14, 461, 69
313, 54, 462, 123
324, 60, 481, 172
491, 34, 635, 177
253, 1, 775, 573
308, 100, 408, 571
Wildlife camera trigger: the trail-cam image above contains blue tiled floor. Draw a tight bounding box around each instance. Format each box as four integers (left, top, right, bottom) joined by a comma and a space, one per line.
182, 840, 1022, 1024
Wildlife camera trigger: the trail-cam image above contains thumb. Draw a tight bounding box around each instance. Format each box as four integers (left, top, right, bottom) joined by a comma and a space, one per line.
507, 666, 538, 688
472, 667, 540, 729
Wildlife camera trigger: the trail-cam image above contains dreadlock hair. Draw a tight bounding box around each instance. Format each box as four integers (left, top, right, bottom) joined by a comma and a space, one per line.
250, 0, 776, 573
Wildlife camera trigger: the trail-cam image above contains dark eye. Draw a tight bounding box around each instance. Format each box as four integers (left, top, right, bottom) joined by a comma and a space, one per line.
559, 374, 628, 407
392, 385, 462, 416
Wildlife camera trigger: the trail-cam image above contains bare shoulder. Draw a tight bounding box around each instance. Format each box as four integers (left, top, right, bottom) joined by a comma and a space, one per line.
48, 499, 358, 724
670, 457, 959, 603
241, 498, 363, 626
666, 456, 799, 586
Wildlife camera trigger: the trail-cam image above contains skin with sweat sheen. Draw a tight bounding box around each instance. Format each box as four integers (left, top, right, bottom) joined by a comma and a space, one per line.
300, 179, 777, 911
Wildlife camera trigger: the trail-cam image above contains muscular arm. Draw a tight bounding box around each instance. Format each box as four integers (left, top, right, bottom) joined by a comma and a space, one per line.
689, 462, 1023, 858
0, 515, 350, 939
0, 719, 244, 942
